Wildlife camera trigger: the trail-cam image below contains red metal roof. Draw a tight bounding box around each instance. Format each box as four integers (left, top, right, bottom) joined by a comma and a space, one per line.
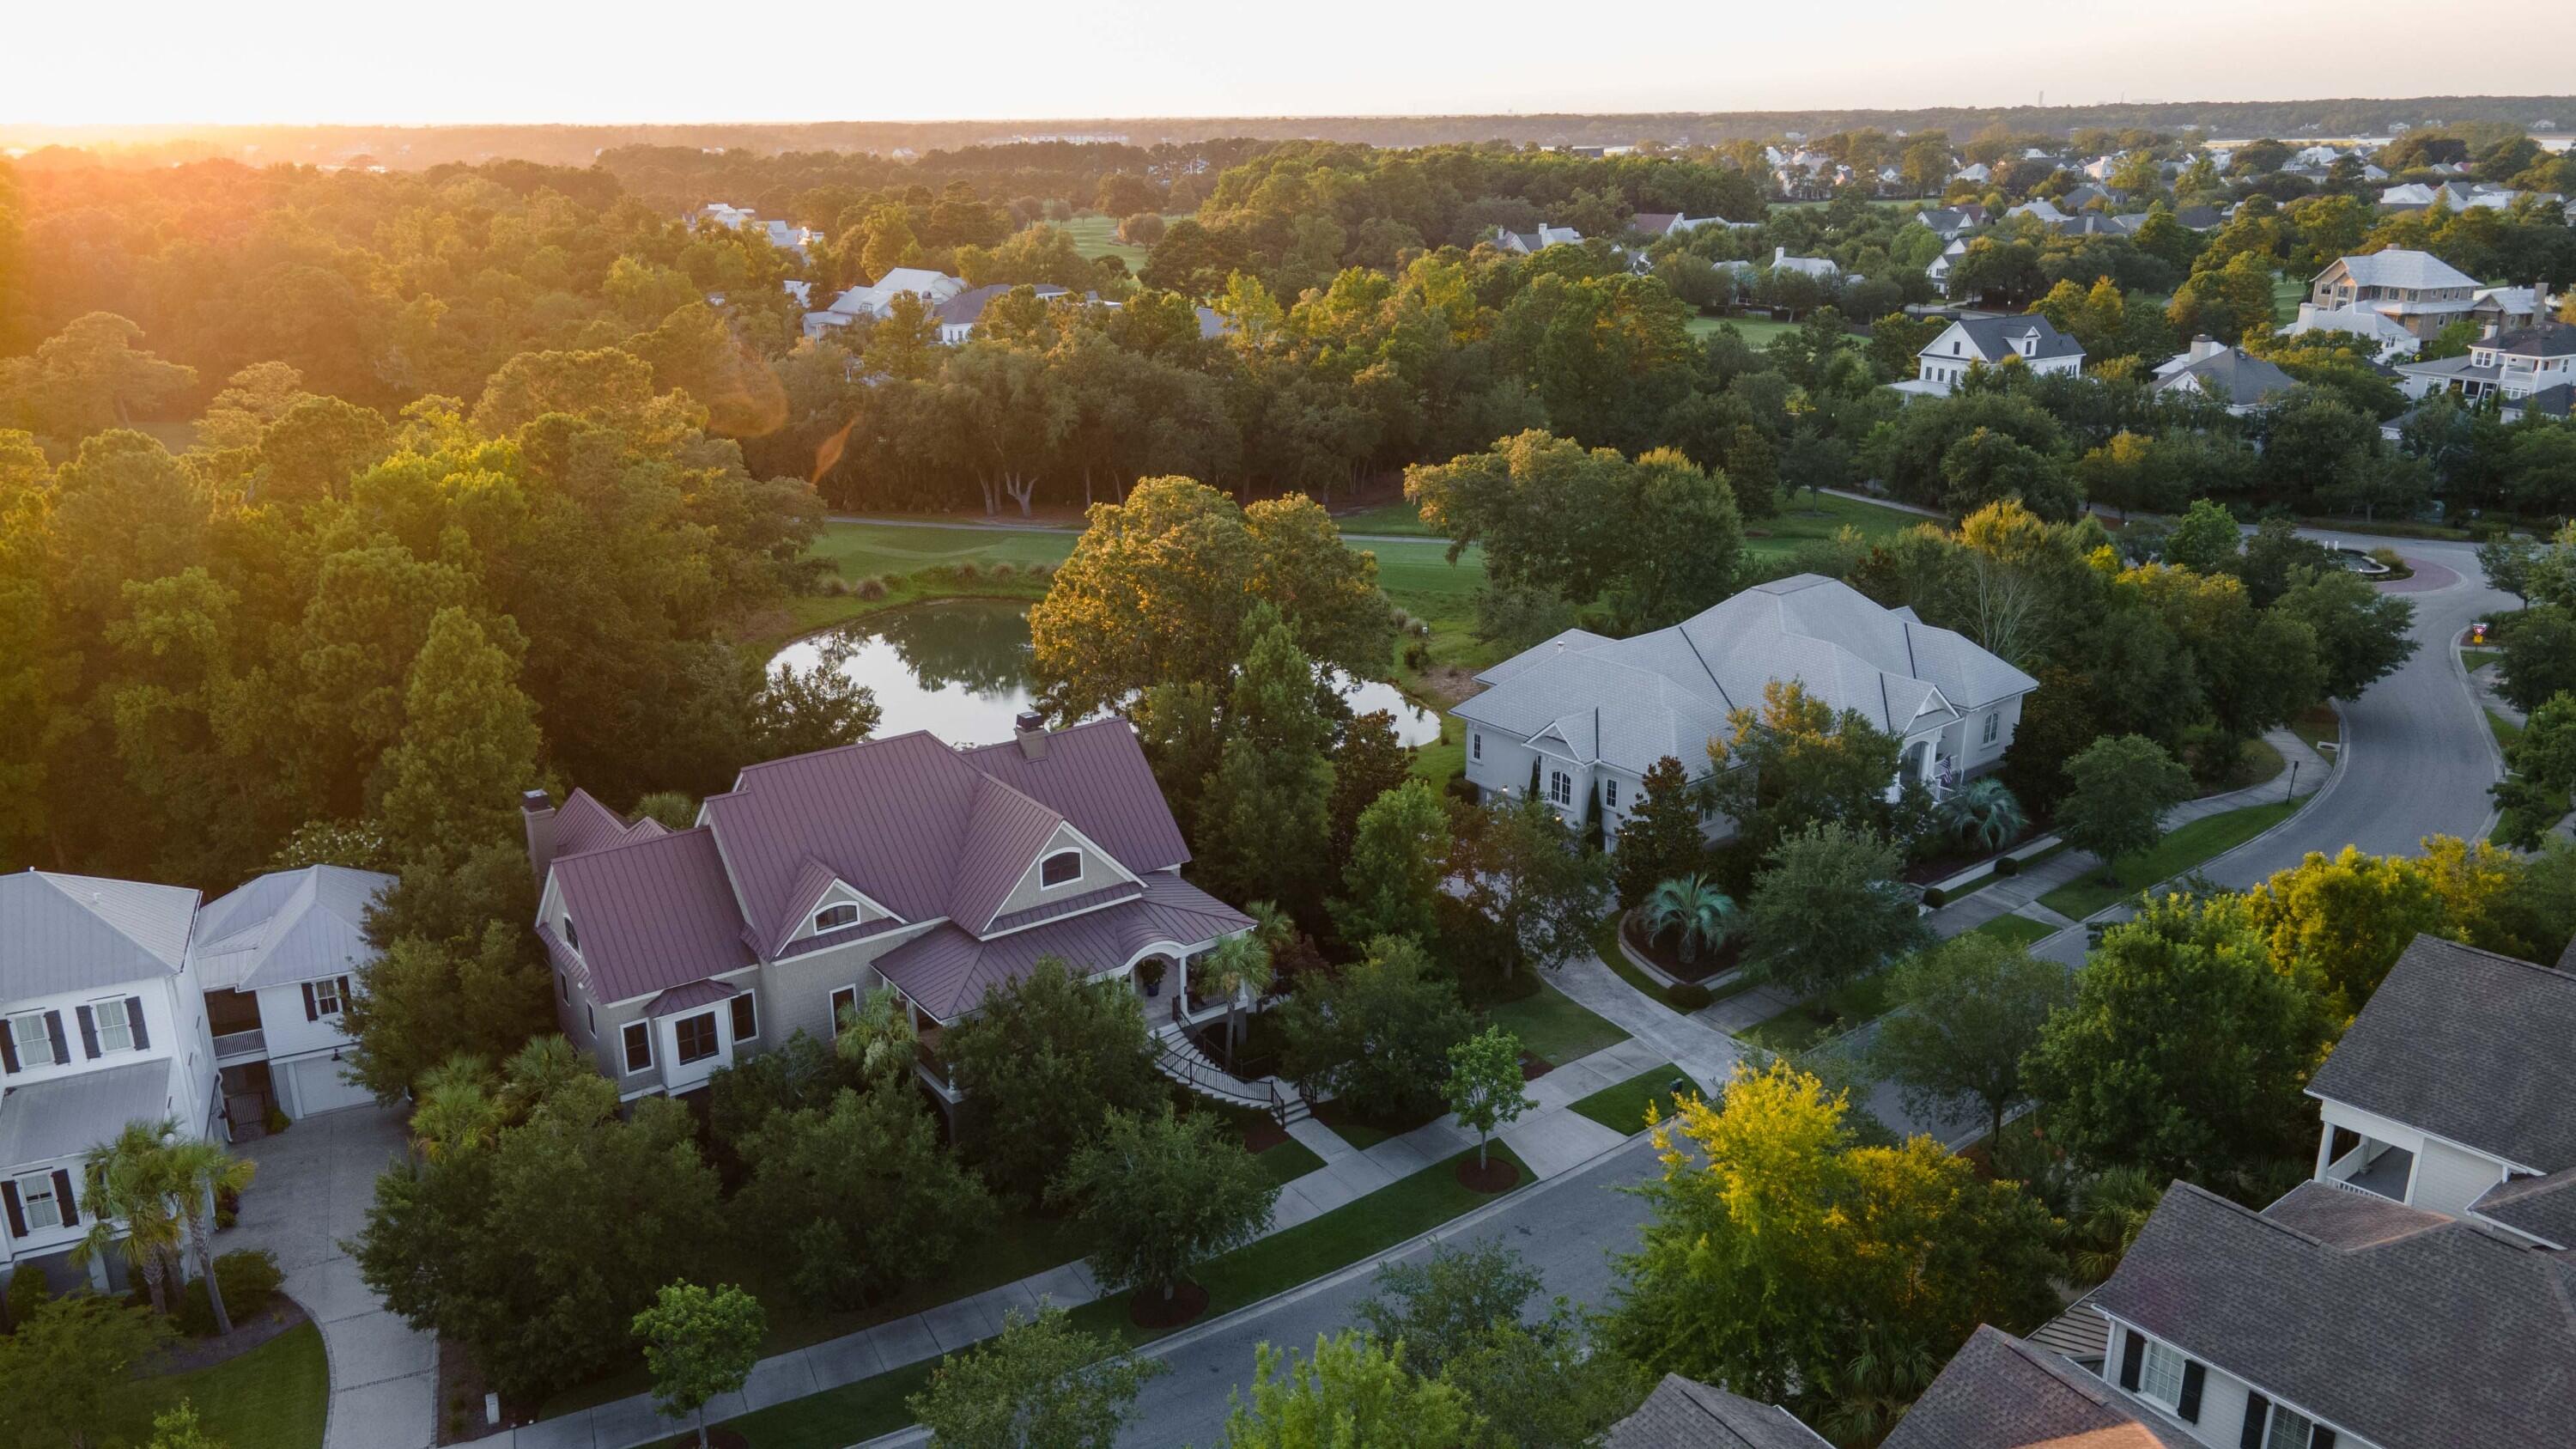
876, 872, 1250, 1020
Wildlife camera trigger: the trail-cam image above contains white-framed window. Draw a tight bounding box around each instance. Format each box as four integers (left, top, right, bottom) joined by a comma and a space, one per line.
675, 1012, 720, 1066
13, 1171, 67, 1230
812, 902, 860, 933
1982, 711, 2001, 746
562, 916, 580, 951
90, 999, 135, 1055
313, 977, 344, 1017
1604, 779, 1620, 809
9, 1013, 55, 1068
829, 985, 860, 1031
1547, 770, 1574, 807
2263, 1403, 2318, 1449
621, 1020, 653, 1075
1471, 734, 1481, 760
731, 992, 758, 1043
2137, 1339, 2186, 1410
1040, 849, 1083, 888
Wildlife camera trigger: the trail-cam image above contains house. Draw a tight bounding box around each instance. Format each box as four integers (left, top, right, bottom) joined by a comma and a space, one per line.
1912, 204, 1988, 240
1889, 313, 2086, 398
1765, 246, 1851, 284
2081, 1177, 2576, 1446
2378, 181, 2557, 213
522, 719, 1255, 1112
2276, 302, 2422, 362
2167, 204, 2227, 232
802, 268, 969, 339
2005, 198, 2069, 226
1631, 213, 1753, 239
1602, 1373, 1832, 1447
1953, 162, 1993, 185
1451, 575, 2038, 842
2393, 320, 2576, 404
2468, 283, 2550, 334
2306, 251, 2482, 340
2305, 935, 2576, 1234
194, 865, 394, 1125
1881, 1325, 2196, 1448
1492, 223, 1584, 253
1925, 237, 1970, 294
1, 872, 221, 1293
930, 283, 1117, 344
2152, 337, 2299, 414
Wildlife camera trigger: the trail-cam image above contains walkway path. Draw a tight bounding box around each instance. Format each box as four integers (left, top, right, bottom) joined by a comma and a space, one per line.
493, 1029, 1678, 1449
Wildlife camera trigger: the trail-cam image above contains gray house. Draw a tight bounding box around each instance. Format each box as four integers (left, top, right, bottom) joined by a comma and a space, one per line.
195, 864, 395, 1124
1451, 575, 2036, 844
525, 719, 1253, 1112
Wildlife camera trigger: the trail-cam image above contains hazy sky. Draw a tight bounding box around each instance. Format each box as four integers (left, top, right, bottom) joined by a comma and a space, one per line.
13, 0, 2567, 126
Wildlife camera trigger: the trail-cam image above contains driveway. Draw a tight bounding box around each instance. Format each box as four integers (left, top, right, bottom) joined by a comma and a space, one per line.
229, 1102, 438, 1449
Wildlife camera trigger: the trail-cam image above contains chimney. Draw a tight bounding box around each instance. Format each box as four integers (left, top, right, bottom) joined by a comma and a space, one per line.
1774, 245, 1789, 266
2191, 334, 2223, 362
1014, 709, 1048, 761
2534, 279, 2550, 322
519, 789, 556, 886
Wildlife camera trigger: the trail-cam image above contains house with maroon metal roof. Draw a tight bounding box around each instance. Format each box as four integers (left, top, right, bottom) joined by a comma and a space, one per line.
520, 716, 1254, 1110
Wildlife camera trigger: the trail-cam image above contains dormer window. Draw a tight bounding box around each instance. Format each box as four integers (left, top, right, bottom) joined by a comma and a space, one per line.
562, 916, 580, 951
1040, 850, 1083, 888
812, 902, 860, 934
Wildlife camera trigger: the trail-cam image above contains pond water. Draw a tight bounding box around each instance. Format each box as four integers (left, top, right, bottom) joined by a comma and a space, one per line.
769, 599, 1443, 747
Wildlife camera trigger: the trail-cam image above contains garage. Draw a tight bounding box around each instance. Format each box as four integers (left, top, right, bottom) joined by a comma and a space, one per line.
284, 1054, 375, 1117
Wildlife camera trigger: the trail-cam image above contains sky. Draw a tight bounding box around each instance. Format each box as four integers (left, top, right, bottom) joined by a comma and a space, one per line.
10, 0, 2568, 127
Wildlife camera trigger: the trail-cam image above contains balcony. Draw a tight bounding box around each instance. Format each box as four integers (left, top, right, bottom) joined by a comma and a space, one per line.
2323, 1138, 2414, 1202
211, 1028, 267, 1062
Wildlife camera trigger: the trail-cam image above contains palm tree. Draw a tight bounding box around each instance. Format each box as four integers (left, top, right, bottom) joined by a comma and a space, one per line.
73, 1118, 185, 1313
2070, 1167, 2165, 1283
1941, 776, 2029, 853
410, 1055, 500, 1162
159, 1136, 258, 1336
835, 986, 918, 1083
1640, 875, 1737, 963
496, 1035, 588, 1120
1197, 930, 1275, 1069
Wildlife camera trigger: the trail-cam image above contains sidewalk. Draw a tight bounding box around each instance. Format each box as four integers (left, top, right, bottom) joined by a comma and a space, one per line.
493, 1029, 1676, 1449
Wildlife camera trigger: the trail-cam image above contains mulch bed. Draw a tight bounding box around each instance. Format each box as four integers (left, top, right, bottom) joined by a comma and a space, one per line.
147, 1298, 308, 1374
1455, 1155, 1522, 1193
1518, 1052, 1553, 1082
1242, 1115, 1291, 1154
1129, 1281, 1212, 1330
1619, 911, 1742, 983
436, 1335, 503, 1444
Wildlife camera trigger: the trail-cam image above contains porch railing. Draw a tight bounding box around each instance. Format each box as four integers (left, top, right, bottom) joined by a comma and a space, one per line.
211, 1028, 267, 1062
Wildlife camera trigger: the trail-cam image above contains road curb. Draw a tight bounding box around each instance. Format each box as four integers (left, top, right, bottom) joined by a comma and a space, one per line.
2451, 624, 2508, 843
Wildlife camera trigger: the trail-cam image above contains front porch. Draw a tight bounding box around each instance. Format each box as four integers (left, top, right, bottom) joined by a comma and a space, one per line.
903, 940, 1252, 1105
2318, 1123, 2415, 1202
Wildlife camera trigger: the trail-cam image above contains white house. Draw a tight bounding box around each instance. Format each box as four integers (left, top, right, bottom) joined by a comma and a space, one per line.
1, 872, 221, 1293
2393, 320, 2576, 404
194, 865, 395, 1125
1924, 237, 1970, 295
2152, 337, 2299, 415
2277, 302, 2423, 362
1765, 246, 1852, 284
1492, 223, 1584, 253
2306, 250, 2481, 340
1888, 313, 2086, 398
802, 268, 970, 339
1450, 575, 2038, 844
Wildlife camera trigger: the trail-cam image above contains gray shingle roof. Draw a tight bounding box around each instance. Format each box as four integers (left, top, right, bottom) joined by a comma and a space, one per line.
194, 865, 395, 993
1456, 575, 2033, 777
2156, 346, 2298, 407
2305, 934, 2576, 1172
1883, 1326, 2192, 1449
1947, 314, 2085, 364
2334, 248, 2478, 291
874, 871, 1248, 1020
2092, 1180, 2576, 1447
2470, 1166, 2576, 1247
1, 872, 199, 1002
0, 1057, 179, 1167
2484, 321, 2576, 359
1604, 1374, 1832, 1448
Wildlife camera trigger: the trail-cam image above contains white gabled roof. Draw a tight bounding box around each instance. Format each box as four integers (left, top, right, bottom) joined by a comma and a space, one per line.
194, 865, 395, 993
2332, 248, 2478, 292
1456, 575, 2032, 776
0, 871, 199, 1000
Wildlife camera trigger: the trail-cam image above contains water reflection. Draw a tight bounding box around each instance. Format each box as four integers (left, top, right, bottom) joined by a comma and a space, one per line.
770, 600, 1441, 748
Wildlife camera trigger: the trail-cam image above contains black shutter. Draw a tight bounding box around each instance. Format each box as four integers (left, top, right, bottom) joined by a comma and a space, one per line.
51, 1168, 77, 1227
1, 1022, 18, 1073
43, 1012, 67, 1066
2310, 1431, 2336, 1449
126, 997, 148, 1050
302, 983, 319, 1021
2117, 1332, 2145, 1391
2178, 1361, 2206, 1422
337, 977, 350, 1010
1, 1180, 23, 1237
76, 1004, 100, 1059
2240, 1393, 2272, 1449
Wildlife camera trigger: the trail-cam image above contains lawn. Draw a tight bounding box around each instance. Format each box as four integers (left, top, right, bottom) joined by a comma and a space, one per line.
2463, 648, 2504, 673
1686, 314, 1801, 348
808, 521, 1077, 580
1735, 970, 1900, 1054
1971, 915, 2062, 948
713, 1143, 1533, 1447
1334, 499, 1437, 536
2488, 709, 2524, 751
106, 1322, 329, 1449
1054, 214, 1189, 271
1255, 1134, 1329, 1189
1309, 1097, 1440, 1151
1568, 1062, 1705, 1134
1409, 715, 1466, 786
2038, 800, 2303, 920
1742, 493, 1927, 563
2272, 272, 2305, 325
1481, 981, 1630, 1067
2290, 703, 2341, 760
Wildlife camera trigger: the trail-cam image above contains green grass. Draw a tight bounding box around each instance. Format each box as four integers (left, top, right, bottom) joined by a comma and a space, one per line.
1741, 493, 1926, 563
1254, 1135, 1328, 1188
2208, 736, 2286, 795
1335, 500, 1437, 536
2273, 273, 2305, 325
809, 521, 1077, 579
2290, 704, 2341, 761
2488, 709, 2524, 750
1735, 970, 1901, 1054
1686, 314, 1801, 348
1410, 715, 1466, 786
1482, 982, 1630, 1067
1971, 915, 2062, 948
2038, 800, 2303, 920
1054, 214, 1188, 271
714, 1142, 1532, 1447
1309, 1098, 1441, 1151
107, 1322, 328, 1449
2464, 648, 2505, 673
1568, 1062, 1705, 1134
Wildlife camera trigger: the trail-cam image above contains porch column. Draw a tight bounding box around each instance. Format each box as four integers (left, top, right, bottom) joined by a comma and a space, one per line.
2314, 1120, 2336, 1181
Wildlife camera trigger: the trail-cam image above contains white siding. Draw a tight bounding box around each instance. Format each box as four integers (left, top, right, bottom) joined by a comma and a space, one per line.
2413, 1135, 2508, 1218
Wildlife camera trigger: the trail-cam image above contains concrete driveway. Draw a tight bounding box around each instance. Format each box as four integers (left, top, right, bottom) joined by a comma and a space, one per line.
229, 1102, 438, 1449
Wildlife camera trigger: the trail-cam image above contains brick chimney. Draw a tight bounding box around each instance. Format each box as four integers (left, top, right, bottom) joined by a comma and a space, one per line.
519, 789, 556, 886
1014, 709, 1049, 761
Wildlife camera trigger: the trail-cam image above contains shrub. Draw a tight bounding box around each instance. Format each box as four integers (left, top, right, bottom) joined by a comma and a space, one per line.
1922, 886, 1947, 909
174, 1251, 284, 1336
989, 562, 1017, 579
1995, 854, 2020, 878
1667, 983, 1714, 1011
1402, 639, 1431, 671
1444, 776, 1481, 805
1390, 607, 1416, 633
854, 576, 889, 600
263, 1104, 290, 1135
6, 1263, 50, 1330
1026, 563, 1053, 581
952, 562, 983, 583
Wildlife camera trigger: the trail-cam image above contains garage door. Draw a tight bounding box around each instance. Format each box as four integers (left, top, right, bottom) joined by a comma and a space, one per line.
288, 1056, 375, 1117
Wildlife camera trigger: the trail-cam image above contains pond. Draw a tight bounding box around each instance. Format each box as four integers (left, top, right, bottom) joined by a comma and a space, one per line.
770, 599, 1444, 747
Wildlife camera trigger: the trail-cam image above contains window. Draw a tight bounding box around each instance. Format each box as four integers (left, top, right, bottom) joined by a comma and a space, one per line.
1040, 850, 1082, 887
558, 971, 569, 1003
312, 977, 343, 1017
1982, 711, 2001, 746
829, 985, 860, 1030
90, 999, 135, 1055
1604, 778, 1620, 809
1547, 770, 1574, 807
731, 992, 758, 1043
2262, 1403, 2319, 1449
9, 1013, 55, 1068
621, 1020, 653, 1074
675, 1012, 720, 1066
2137, 1339, 2186, 1409
584, 1002, 595, 1036
1471, 733, 1481, 761
562, 916, 580, 951
812, 902, 860, 933
13, 1172, 65, 1230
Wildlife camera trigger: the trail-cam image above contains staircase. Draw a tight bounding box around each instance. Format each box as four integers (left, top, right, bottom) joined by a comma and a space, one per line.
1154, 1026, 1309, 1127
